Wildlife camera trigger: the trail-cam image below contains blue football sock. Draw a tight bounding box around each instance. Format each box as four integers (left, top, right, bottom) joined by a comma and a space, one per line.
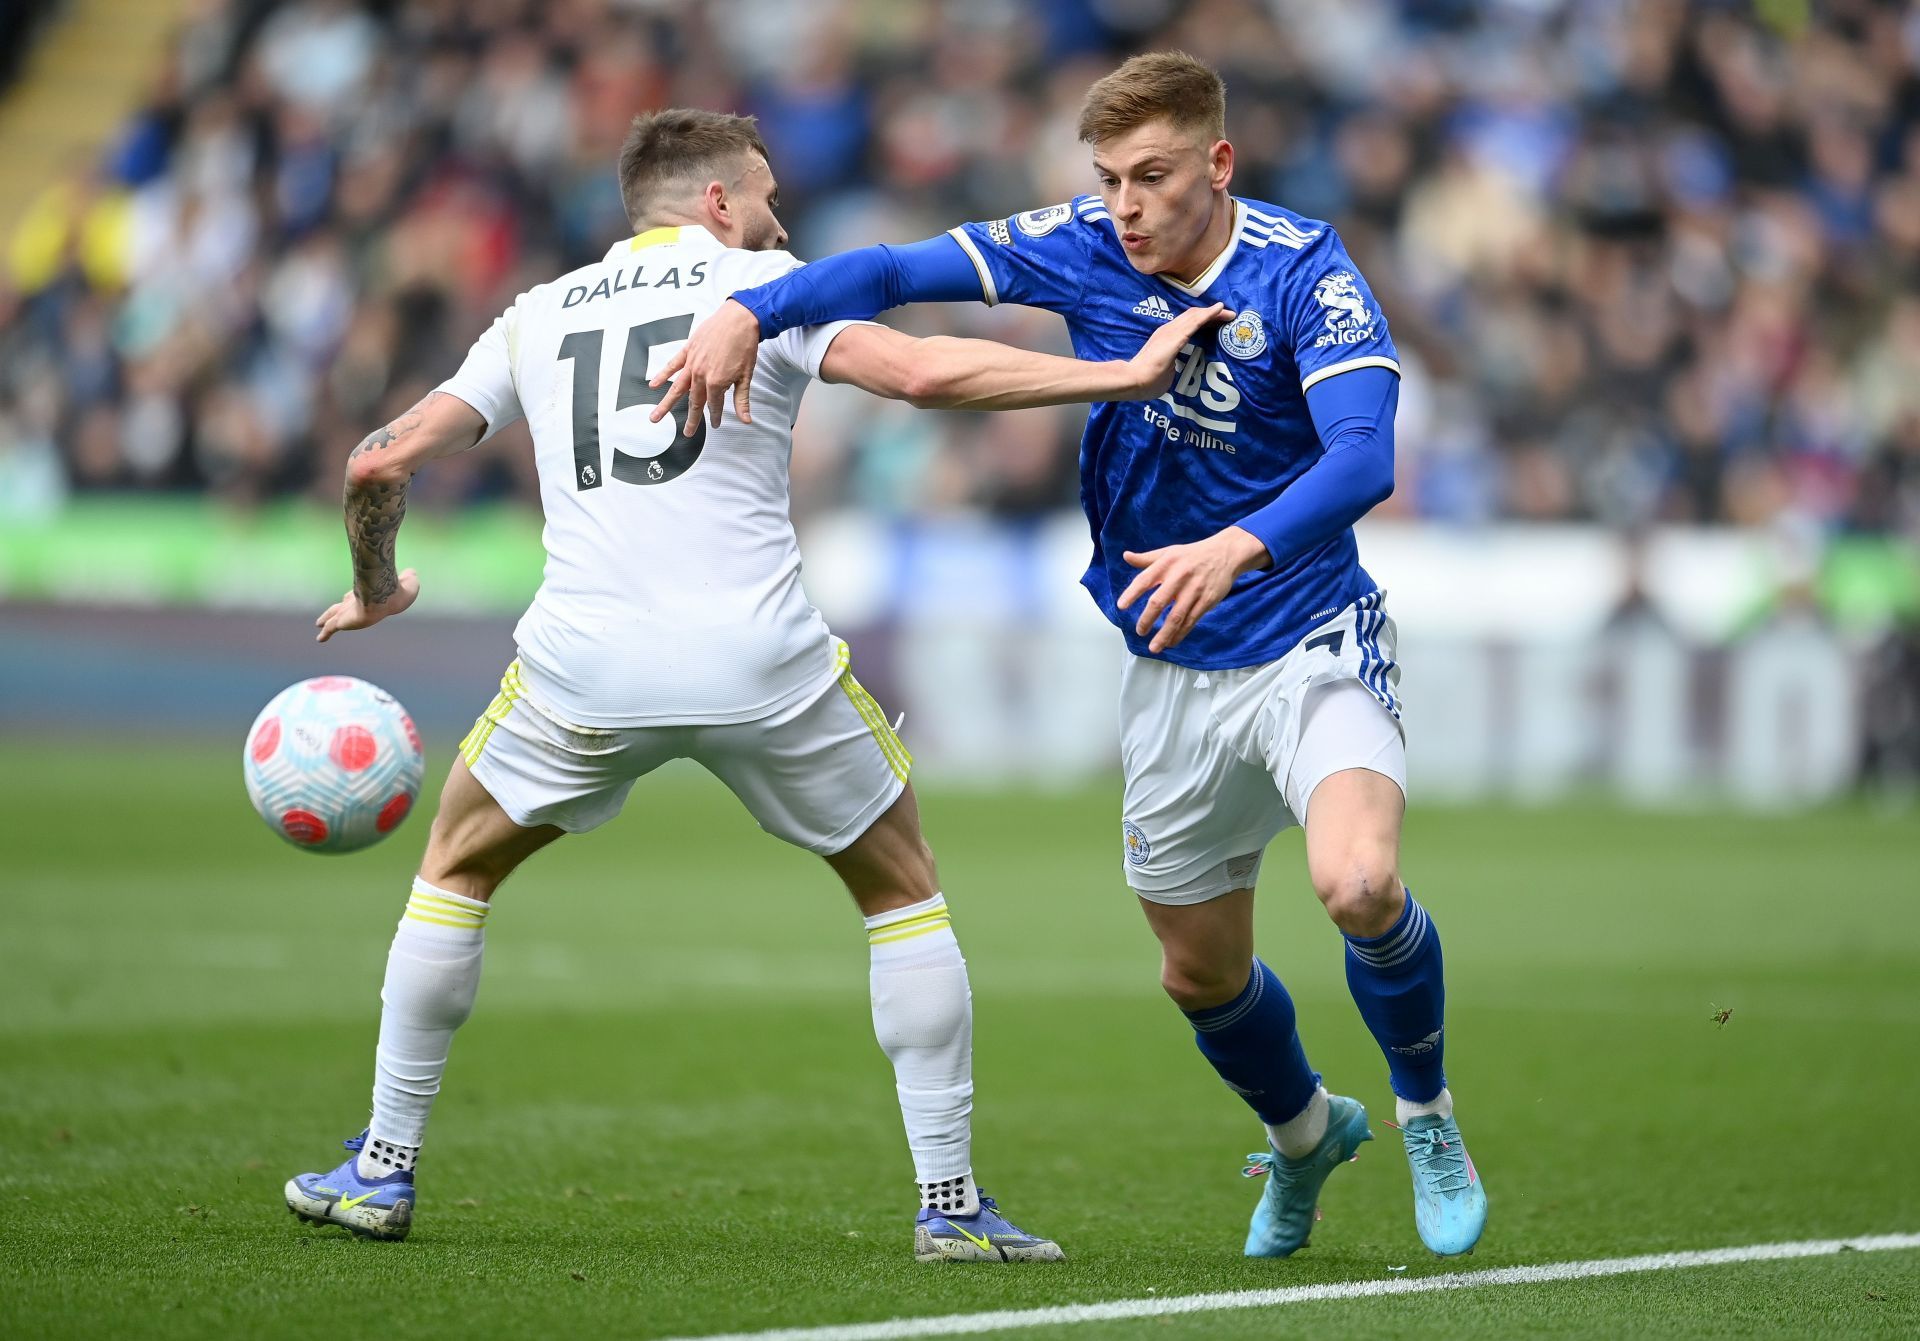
1344, 890, 1447, 1103
1183, 959, 1320, 1126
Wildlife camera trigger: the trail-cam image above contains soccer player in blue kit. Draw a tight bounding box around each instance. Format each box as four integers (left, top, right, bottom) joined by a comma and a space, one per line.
657, 52, 1488, 1259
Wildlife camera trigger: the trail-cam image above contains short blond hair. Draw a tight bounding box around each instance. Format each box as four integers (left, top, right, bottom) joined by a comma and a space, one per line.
618, 109, 770, 227
1077, 50, 1226, 146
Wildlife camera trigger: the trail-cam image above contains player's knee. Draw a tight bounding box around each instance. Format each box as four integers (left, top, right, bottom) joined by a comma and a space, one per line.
1159, 955, 1246, 1012
1312, 856, 1403, 938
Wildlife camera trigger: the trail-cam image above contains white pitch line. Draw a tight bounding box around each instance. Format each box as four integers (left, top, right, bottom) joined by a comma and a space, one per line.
663, 1233, 1920, 1341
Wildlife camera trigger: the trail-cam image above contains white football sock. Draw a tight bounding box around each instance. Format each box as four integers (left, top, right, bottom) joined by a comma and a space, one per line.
1266, 1084, 1330, 1159
1396, 1087, 1453, 1125
361, 878, 488, 1176
360, 1135, 417, 1176
920, 1172, 980, 1217
866, 893, 974, 1204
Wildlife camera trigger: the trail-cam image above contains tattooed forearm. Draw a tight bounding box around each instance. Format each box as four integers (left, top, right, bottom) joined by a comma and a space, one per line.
345, 468, 406, 605
343, 394, 439, 605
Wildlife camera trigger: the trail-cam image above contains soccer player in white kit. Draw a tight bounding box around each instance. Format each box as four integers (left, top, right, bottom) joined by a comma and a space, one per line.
283, 109, 1222, 1259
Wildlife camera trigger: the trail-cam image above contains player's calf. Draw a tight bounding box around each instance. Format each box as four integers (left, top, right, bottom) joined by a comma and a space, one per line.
860, 894, 1065, 1262
831, 788, 1064, 1262
1341, 891, 1488, 1253
1342, 890, 1447, 1107
284, 874, 496, 1245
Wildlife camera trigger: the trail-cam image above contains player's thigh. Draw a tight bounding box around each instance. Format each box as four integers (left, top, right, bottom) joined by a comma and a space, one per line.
1293, 680, 1408, 930
694, 664, 912, 867
1285, 674, 1407, 824
446, 658, 668, 894
418, 757, 566, 899
1120, 655, 1286, 906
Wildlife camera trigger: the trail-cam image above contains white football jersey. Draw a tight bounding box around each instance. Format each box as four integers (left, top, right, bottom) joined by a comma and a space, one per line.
438, 225, 858, 727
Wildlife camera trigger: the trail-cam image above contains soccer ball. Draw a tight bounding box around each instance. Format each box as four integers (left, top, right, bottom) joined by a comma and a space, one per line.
243, 676, 425, 854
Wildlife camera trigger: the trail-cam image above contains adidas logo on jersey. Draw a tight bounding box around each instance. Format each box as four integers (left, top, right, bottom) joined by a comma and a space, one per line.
1131, 294, 1174, 321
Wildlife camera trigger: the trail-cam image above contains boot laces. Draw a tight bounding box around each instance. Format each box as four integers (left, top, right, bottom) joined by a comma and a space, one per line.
1390, 1120, 1470, 1196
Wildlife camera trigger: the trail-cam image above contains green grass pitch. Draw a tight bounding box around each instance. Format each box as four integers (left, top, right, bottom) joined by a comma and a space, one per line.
2, 741, 1917, 1338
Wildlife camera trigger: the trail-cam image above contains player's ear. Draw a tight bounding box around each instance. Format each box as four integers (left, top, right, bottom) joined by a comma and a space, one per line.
1209, 139, 1234, 191
704, 178, 730, 231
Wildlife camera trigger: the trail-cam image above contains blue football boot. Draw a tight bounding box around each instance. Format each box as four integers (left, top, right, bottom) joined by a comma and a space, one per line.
1397, 1112, 1487, 1256
915, 1192, 1064, 1262
1242, 1093, 1372, 1257
285, 1131, 414, 1241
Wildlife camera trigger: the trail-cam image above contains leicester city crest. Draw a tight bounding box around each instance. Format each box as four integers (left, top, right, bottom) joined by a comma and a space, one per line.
1220, 310, 1267, 360
1014, 203, 1073, 237
1123, 820, 1151, 868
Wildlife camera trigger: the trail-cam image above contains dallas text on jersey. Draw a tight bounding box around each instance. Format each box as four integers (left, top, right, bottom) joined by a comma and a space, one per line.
562, 261, 711, 309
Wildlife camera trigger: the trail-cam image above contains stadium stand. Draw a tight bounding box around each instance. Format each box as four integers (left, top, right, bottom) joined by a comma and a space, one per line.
0, 0, 1915, 545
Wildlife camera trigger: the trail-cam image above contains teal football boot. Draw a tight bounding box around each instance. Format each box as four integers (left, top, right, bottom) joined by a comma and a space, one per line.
1242, 1093, 1372, 1257
1396, 1112, 1487, 1255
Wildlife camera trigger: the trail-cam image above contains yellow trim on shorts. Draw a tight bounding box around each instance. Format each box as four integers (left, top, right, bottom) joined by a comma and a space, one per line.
833, 642, 912, 783
459, 659, 526, 767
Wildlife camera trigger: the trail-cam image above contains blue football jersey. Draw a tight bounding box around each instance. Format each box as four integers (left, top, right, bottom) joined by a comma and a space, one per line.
949, 196, 1399, 669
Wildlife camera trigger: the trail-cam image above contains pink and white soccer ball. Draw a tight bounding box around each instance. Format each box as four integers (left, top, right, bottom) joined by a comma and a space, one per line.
243, 676, 425, 854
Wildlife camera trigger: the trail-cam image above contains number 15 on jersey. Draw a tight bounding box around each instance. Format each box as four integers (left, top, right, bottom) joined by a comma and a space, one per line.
557, 313, 707, 490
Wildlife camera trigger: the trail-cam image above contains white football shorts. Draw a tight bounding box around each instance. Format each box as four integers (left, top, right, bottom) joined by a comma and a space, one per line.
1119, 591, 1407, 904
458, 640, 910, 855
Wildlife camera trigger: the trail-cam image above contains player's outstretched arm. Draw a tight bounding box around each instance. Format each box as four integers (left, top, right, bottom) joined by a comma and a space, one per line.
651, 235, 987, 432
316, 391, 488, 643
818, 303, 1227, 411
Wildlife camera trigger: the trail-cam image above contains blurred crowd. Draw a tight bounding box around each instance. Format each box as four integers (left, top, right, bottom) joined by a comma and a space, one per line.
2, 0, 1919, 544
1, 2, 62, 95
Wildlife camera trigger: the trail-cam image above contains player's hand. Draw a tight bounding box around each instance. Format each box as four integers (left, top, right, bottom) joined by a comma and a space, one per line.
649, 299, 762, 433
1120, 302, 1230, 399
1117, 528, 1270, 654
315, 570, 420, 643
